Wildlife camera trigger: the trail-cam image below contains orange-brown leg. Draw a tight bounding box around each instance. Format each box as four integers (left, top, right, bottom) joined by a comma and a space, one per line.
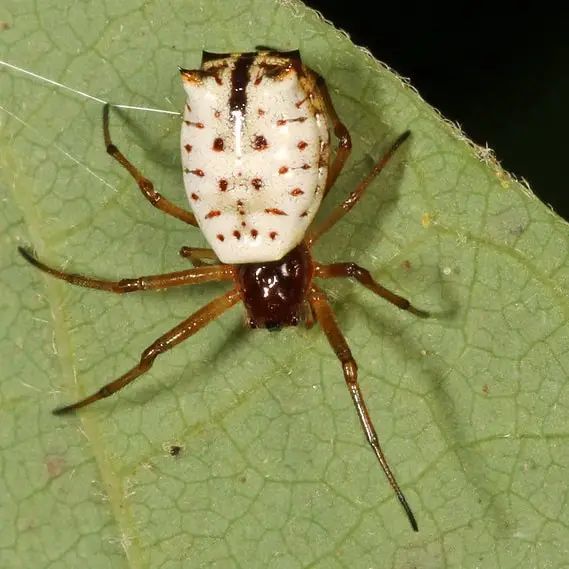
302, 299, 316, 329
308, 284, 419, 532
307, 131, 411, 246
53, 289, 242, 414
313, 73, 352, 198
18, 247, 234, 292
314, 262, 428, 318
179, 246, 219, 268
103, 104, 198, 227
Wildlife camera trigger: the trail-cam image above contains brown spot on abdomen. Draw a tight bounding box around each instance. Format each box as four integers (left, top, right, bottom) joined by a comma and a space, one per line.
252, 135, 268, 150
184, 120, 205, 129
277, 117, 307, 126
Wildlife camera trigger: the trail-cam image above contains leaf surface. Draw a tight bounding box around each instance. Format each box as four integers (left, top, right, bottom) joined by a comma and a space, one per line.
1, 1, 569, 568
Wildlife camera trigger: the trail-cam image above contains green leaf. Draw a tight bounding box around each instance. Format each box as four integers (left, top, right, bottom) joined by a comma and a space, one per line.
2, 1, 569, 568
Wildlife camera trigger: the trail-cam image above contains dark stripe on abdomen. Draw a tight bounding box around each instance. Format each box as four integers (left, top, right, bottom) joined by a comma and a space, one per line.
229, 52, 255, 115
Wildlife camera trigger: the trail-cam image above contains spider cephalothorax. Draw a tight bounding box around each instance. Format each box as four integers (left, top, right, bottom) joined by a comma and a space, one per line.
20, 48, 428, 531
237, 242, 313, 329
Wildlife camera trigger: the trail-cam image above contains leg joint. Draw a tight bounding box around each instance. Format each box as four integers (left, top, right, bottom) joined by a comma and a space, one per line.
342, 358, 358, 384
117, 278, 146, 292
142, 343, 163, 363
338, 131, 352, 149
98, 385, 113, 398
139, 179, 156, 197
345, 263, 366, 278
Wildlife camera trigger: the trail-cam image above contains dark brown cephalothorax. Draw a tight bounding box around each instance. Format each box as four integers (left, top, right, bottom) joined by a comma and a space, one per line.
19, 47, 429, 532
236, 242, 313, 329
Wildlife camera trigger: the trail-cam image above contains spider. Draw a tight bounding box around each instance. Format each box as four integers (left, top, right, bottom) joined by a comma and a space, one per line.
19, 49, 428, 531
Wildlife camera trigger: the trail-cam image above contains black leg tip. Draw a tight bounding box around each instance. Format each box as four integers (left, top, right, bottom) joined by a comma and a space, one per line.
18, 246, 34, 261
398, 493, 419, 532
411, 307, 430, 319
52, 405, 74, 416
18, 246, 44, 270
394, 130, 412, 149
403, 506, 419, 532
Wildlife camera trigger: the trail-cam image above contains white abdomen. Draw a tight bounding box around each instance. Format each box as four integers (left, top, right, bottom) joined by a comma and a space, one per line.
180, 52, 330, 264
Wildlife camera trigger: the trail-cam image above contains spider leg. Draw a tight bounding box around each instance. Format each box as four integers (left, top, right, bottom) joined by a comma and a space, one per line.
314, 262, 428, 318
308, 284, 419, 532
103, 104, 198, 227
18, 247, 234, 292
179, 246, 220, 267
307, 131, 411, 246
302, 299, 317, 329
53, 289, 241, 414
313, 72, 352, 198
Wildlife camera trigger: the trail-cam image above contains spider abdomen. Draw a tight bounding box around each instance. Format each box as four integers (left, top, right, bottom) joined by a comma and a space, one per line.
180, 51, 330, 265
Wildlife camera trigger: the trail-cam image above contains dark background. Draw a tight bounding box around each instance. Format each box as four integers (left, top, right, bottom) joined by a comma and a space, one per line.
303, 2, 568, 221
